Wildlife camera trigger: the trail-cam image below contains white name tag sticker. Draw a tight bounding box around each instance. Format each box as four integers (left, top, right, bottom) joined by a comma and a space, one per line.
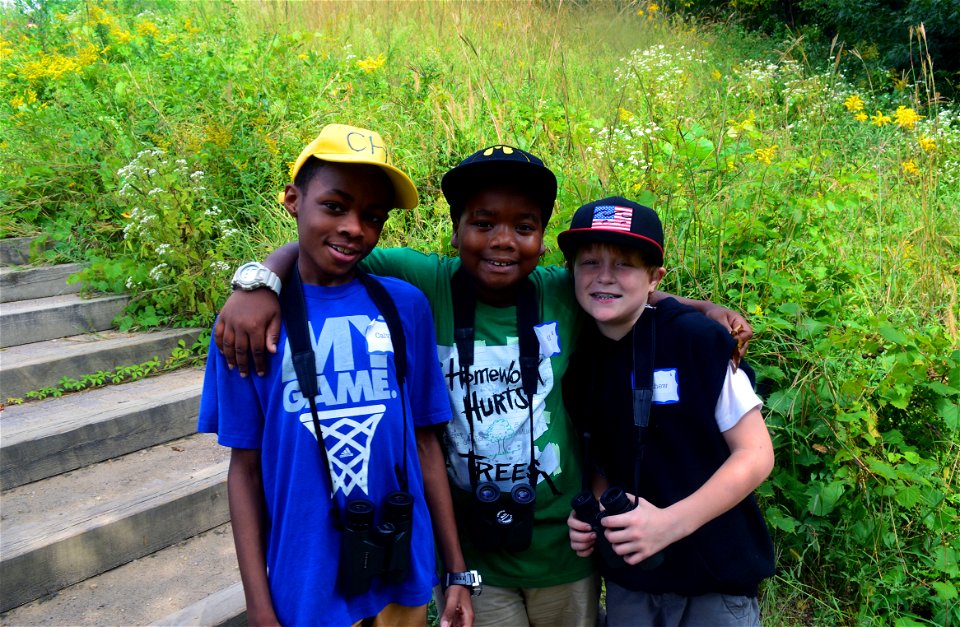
652, 368, 680, 404
365, 317, 394, 354
534, 321, 561, 357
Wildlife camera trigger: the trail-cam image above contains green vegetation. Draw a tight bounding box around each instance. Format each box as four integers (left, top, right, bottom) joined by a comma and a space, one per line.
2, 0, 957, 623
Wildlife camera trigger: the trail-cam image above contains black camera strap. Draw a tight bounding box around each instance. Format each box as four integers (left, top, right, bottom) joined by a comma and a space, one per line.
452, 268, 548, 493
630, 305, 657, 497
280, 263, 411, 526
576, 305, 657, 497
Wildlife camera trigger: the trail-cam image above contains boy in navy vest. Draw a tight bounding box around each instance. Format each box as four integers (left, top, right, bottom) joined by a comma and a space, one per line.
559, 197, 775, 626
198, 124, 473, 627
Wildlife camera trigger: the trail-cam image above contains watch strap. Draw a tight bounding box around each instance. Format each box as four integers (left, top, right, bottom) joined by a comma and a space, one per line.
444, 570, 482, 596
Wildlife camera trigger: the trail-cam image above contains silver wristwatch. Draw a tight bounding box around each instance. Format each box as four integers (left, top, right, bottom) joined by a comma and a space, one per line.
444, 570, 482, 596
231, 262, 281, 297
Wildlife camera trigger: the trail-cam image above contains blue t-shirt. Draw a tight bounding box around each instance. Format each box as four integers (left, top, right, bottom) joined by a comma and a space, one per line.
198, 276, 451, 626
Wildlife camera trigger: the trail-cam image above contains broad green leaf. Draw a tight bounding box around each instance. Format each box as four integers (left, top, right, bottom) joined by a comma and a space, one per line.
807, 481, 845, 516
895, 485, 922, 509
878, 324, 910, 345
932, 581, 958, 601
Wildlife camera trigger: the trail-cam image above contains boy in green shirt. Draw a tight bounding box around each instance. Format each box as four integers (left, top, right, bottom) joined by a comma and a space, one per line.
216, 145, 752, 626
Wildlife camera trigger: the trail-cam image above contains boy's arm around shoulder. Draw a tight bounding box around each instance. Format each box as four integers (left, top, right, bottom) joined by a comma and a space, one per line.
649, 290, 753, 367
215, 242, 298, 377
228, 448, 281, 627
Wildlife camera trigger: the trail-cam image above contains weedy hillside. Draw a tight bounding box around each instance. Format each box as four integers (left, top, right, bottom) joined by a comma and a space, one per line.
2, 0, 957, 623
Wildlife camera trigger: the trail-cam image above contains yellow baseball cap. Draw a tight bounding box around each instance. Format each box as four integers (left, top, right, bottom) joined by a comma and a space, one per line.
279, 124, 419, 209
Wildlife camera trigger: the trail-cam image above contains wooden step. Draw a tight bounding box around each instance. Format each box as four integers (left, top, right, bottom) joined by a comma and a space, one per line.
0, 263, 85, 303
0, 523, 242, 627
1, 368, 204, 490
0, 327, 203, 403
0, 433, 230, 612
0, 293, 130, 348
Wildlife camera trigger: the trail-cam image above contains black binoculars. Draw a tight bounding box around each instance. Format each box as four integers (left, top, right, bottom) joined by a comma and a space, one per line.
571, 486, 664, 570
339, 491, 413, 596
468, 481, 536, 552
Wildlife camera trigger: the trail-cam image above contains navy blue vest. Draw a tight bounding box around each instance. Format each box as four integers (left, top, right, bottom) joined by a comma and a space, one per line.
564, 298, 775, 596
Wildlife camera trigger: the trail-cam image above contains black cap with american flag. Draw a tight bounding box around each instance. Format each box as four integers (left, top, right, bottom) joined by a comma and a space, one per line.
557, 196, 664, 266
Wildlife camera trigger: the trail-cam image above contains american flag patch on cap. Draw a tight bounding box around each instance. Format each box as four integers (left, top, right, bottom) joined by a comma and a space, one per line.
591, 205, 633, 231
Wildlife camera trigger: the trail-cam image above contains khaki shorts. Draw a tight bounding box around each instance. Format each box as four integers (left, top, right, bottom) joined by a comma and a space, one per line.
435, 573, 600, 627
349, 602, 427, 627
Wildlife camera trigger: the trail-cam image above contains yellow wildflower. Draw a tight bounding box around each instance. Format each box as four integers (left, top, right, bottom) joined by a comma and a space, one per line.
901, 160, 920, 176
136, 19, 160, 39
648, 3, 660, 15
711, 69, 722, 80
298, 53, 308, 61
870, 111, 891, 127
111, 26, 133, 44
918, 135, 937, 152
726, 110, 756, 139
843, 94, 864, 112
753, 145, 778, 165
893, 105, 923, 130
618, 107, 634, 122
356, 53, 386, 74
10, 94, 24, 108
0, 35, 13, 60
854, 112, 868, 122
183, 17, 201, 35
752, 304, 764, 317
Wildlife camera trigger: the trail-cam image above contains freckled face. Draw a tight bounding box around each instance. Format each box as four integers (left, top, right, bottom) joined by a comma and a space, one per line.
451, 186, 545, 306
573, 243, 665, 340
285, 162, 393, 286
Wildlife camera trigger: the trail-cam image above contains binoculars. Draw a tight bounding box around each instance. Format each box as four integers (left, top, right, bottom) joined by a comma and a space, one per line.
468, 481, 536, 552
339, 491, 413, 596
571, 486, 664, 570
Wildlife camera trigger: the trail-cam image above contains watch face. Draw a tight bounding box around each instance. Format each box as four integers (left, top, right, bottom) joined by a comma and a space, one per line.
239, 266, 258, 282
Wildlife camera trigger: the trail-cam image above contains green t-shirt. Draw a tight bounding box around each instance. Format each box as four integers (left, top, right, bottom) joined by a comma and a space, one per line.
362, 248, 595, 588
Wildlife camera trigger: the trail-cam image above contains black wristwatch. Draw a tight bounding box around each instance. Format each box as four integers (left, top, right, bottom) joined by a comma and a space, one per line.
444, 570, 482, 596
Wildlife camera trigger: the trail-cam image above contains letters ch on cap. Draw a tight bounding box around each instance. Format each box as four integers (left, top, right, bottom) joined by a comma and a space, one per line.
346, 131, 389, 160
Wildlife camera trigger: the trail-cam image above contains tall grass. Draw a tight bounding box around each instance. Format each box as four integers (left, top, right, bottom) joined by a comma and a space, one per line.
1, 1, 957, 622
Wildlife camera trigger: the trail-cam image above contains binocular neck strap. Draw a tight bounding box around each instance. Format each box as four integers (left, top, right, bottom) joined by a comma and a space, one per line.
452, 268, 541, 490
631, 305, 657, 496
280, 263, 412, 522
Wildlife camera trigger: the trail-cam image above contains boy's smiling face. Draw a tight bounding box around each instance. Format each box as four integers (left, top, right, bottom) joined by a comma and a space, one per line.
451, 185, 546, 306
285, 161, 393, 286
573, 243, 666, 340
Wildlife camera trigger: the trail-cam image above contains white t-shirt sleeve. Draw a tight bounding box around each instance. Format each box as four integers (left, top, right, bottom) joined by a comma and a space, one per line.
715, 362, 763, 432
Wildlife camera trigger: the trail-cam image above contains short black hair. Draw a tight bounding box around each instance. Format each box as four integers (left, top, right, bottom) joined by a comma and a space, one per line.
293, 156, 325, 190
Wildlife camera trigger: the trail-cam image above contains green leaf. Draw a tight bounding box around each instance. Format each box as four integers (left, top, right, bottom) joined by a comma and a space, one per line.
765, 506, 798, 533
895, 485, 923, 509
878, 323, 910, 345
807, 481, 845, 516
867, 458, 899, 482
932, 581, 958, 601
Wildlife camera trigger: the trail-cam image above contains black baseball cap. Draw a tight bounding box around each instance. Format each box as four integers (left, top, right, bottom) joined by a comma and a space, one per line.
441, 145, 558, 225
557, 196, 664, 266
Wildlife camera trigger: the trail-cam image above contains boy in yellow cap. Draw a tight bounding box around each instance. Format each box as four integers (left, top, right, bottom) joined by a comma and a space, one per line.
198, 124, 473, 627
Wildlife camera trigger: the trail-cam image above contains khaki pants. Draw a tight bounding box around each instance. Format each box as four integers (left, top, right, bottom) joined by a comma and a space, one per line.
435, 573, 599, 627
